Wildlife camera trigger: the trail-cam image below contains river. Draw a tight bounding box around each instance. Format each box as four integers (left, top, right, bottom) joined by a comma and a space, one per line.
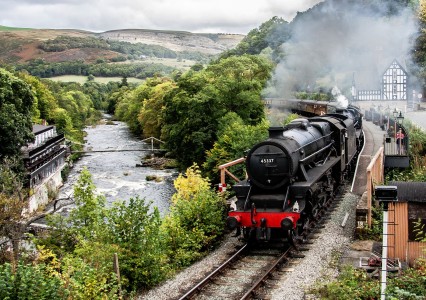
55, 117, 176, 216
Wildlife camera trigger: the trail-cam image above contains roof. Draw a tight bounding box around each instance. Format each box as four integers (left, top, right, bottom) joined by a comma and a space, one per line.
388, 181, 426, 203
32, 124, 54, 135
355, 58, 408, 90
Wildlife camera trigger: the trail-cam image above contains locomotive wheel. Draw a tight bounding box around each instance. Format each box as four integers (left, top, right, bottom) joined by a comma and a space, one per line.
286, 229, 300, 249
243, 227, 256, 243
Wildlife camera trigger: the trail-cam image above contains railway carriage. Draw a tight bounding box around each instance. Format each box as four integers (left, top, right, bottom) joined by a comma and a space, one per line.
265, 98, 339, 117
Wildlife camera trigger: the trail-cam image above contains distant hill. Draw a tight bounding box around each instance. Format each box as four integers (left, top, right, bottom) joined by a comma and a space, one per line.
99, 29, 244, 55
0, 27, 244, 64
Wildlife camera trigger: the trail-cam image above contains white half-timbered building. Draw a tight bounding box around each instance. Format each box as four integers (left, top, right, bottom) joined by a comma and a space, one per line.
357, 59, 408, 101
382, 60, 408, 100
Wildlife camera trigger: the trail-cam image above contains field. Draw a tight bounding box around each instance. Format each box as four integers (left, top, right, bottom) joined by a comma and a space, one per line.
142, 57, 197, 69
49, 75, 144, 84
0, 25, 32, 31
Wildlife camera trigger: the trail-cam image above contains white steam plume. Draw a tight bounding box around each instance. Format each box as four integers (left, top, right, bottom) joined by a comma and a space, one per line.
266, 0, 419, 99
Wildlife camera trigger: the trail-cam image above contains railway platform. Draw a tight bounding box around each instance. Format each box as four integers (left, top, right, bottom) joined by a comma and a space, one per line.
351, 120, 386, 196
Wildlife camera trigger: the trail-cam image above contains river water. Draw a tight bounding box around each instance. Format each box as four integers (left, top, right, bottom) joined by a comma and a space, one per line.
56, 117, 176, 216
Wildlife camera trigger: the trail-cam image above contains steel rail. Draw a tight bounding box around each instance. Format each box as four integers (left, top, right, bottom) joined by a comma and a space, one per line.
178, 243, 249, 300
239, 246, 292, 300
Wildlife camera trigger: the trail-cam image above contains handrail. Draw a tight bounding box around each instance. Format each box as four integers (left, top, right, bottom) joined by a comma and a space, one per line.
366, 146, 384, 227
218, 157, 246, 188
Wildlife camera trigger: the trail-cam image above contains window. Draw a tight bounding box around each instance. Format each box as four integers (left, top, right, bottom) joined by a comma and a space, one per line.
408, 202, 426, 241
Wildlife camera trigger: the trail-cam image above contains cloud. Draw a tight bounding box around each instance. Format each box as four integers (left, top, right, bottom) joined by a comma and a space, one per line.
0, 0, 323, 33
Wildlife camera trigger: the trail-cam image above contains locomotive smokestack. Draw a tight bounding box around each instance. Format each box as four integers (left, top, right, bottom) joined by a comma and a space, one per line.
268, 127, 285, 139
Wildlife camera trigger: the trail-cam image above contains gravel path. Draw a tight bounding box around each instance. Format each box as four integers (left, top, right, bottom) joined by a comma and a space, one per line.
271, 192, 359, 300
138, 190, 359, 300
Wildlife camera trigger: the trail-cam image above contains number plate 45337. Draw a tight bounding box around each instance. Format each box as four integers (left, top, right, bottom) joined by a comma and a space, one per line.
260, 158, 275, 164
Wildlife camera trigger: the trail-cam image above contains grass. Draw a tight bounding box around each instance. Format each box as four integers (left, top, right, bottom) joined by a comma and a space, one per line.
142, 57, 197, 69
0, 25, 32, 31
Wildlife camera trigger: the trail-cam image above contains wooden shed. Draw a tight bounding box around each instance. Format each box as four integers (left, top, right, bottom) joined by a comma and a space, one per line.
386, 182, 426, 266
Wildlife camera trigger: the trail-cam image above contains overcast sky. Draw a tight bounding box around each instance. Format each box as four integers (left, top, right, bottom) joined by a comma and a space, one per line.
1, 0, 322, 34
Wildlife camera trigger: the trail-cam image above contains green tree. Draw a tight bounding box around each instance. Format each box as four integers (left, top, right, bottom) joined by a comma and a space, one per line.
18, 73, 59, 123
138, 77, 176, 138
0, 262, 67, 299
0, 158, 34, 265
222, 16, 290, 61
203, 113, 269, 181
70, 167, 106, 239
162, 55, 272, 169
205, 54, 272, 125
104, 197, 168, 289
0, 68, 34, 159
58, 90, 94, 129
114, 86, 144, 135
52, 108, 74, 136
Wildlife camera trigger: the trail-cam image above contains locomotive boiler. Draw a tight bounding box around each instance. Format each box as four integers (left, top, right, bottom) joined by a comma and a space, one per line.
226, 107, 363, 244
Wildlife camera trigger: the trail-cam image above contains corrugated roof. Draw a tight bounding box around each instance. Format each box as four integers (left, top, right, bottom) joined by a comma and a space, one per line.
388, 181, 426, 203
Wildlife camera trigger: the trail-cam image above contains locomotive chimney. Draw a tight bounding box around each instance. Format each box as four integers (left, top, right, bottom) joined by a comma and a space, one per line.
268, 127, 285, 138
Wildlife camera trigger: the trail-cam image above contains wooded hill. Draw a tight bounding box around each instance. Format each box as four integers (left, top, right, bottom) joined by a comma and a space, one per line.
0, 26, 244, 65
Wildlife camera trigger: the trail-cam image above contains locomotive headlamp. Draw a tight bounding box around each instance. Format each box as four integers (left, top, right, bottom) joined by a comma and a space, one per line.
226, 216, 241, 230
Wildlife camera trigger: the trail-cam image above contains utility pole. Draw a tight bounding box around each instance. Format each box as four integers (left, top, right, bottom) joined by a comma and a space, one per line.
374, 186, 398, 300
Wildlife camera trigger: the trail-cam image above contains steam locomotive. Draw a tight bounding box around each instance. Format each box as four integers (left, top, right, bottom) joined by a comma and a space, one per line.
226, 105, 363, 244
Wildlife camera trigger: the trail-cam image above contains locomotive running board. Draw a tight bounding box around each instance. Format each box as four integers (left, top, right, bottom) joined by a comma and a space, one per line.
291, 156, 340, 195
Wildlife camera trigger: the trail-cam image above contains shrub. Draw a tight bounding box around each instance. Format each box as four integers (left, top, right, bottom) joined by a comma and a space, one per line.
388, 258, 426, 299
0, 262, 67, 299
161, 165, 226, 269
311, 265, 380, 299
104, 197, 169, 289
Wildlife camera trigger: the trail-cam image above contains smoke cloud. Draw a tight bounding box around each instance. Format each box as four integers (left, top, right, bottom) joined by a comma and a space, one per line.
266, 0, 419, 100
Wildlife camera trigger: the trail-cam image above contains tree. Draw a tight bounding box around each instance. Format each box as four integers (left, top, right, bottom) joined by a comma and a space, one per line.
70, 167, 106, 239
203, 113, 269, 181
161, 55, 272, 169
0, 68, 34, 159
138, 77, 176, 138
0, 158, 31, 266
114, 85, 145, 135
221, 16, 290, 59
18, 73, 59, 123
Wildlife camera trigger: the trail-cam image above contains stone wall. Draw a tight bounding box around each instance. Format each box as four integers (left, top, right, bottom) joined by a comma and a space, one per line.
27, 165, 64, 213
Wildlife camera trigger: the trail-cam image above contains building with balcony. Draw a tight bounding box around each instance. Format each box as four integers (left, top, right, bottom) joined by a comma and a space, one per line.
21, 124, 68, 212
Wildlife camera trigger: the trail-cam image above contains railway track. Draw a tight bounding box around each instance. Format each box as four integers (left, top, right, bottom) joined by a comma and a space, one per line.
178, 244, 292, 300
177, 183, 348, 300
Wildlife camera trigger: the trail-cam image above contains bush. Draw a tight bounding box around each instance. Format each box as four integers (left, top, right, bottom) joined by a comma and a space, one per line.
388, 258, 426, 299
161, 165, 226, 269
311, 259, 426, 300
105, 197, 169, 289
0, 262, 67, 299
311, 265, 380, 299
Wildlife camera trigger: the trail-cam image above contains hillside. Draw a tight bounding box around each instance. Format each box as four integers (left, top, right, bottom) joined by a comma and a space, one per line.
0, 27, 244, 64
99, 29, 244, 55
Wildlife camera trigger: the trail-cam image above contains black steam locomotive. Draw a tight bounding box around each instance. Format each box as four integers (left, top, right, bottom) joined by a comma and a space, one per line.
226, 105, 363, 244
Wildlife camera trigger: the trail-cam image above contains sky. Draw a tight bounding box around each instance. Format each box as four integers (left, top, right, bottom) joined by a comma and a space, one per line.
0, 0, 323, 34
